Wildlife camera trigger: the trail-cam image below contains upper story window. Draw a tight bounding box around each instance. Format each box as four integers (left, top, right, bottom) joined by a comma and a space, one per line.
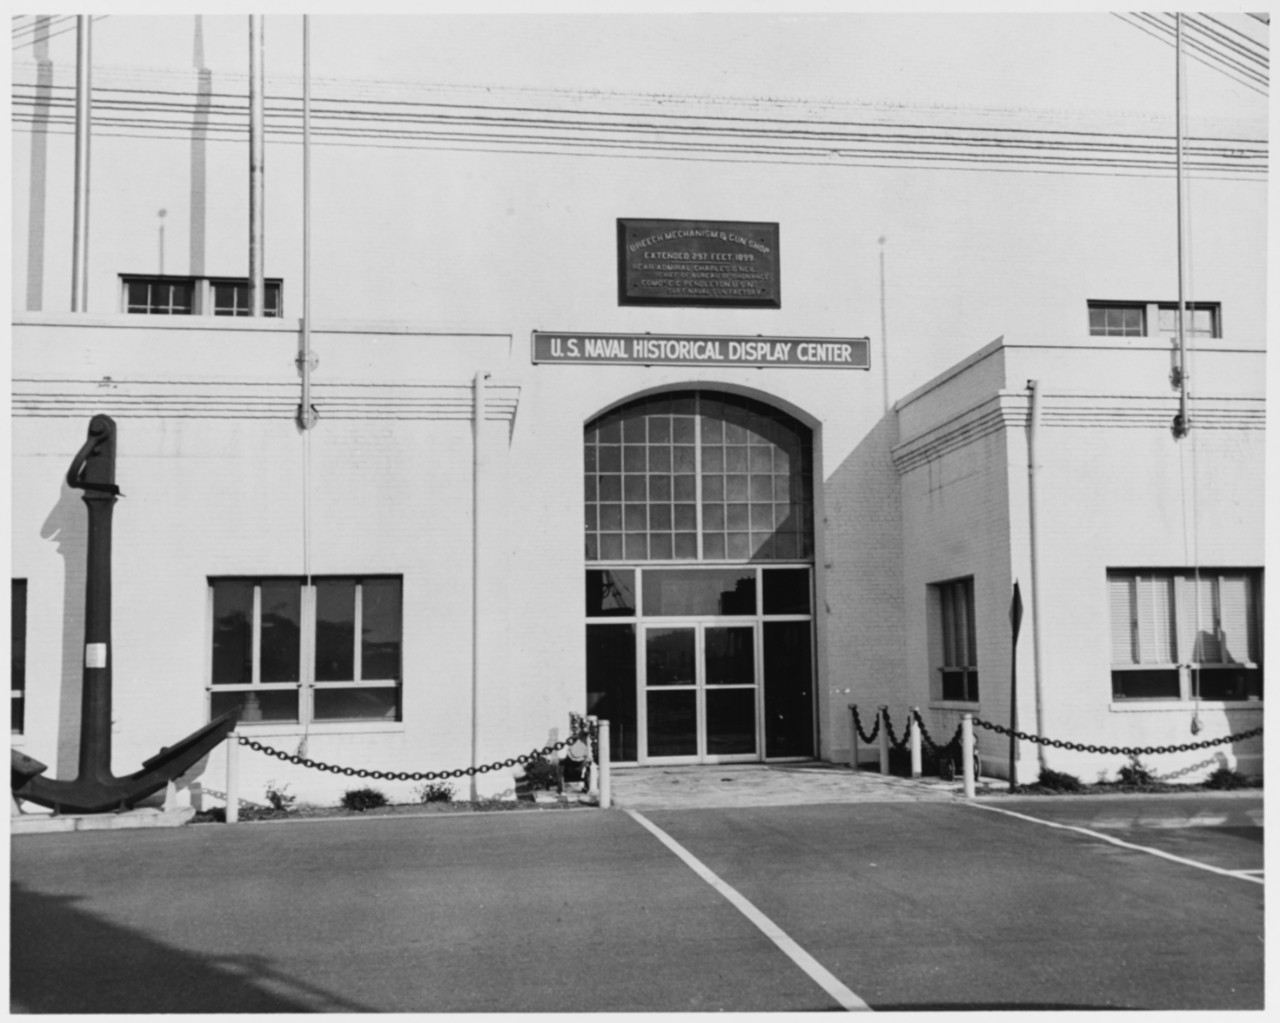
122, 275, 282, 317
584, 391, 814, 563
1088, 301, 1219, 339
1109, 568, 1262, 702
930, 576, 978, 703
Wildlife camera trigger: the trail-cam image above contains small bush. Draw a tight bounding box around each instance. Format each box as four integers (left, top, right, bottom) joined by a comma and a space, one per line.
1204, 766, 1249, 790
264, 780, 297, 813
1116, 758, 1156, 787
522, 754, 560, 792
416, 781, 455, 804
341, 787, 389, 812
1037, 767, 1083, 793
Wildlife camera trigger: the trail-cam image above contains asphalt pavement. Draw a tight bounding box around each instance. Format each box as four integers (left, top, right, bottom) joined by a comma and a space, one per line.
10, 793, 1263, 1012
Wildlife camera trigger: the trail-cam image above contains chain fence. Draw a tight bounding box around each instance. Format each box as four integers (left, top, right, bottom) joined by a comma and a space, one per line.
854, 704, 1262, 763
972, 718, 1263, 758
236, 721, 596, 784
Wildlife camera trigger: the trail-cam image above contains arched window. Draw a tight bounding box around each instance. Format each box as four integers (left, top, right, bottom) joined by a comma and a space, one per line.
584, 391, 814, 563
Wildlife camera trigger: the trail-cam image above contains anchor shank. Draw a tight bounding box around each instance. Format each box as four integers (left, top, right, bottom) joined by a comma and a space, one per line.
78, 492, 116, 782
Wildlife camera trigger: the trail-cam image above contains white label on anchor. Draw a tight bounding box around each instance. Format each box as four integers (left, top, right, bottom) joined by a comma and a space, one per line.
85, 643, 108, 668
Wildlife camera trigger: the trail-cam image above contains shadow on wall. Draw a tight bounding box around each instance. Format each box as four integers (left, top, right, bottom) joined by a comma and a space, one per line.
820, 412, 907, 722
40, 482, 89, 780
10, 882, 374, 1013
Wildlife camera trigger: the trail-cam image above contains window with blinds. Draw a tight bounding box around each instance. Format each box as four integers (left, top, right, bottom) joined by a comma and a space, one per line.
1108, 569, 1262, 701
933, 576, 978, 702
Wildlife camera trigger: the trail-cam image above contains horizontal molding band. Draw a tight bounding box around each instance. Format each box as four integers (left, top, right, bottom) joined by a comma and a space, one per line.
893, 392, 1265, 473
11, 381, 521, 422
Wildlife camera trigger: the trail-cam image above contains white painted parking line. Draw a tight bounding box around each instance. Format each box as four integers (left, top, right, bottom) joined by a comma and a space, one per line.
626, 809, 872, 1012
970, 803, 1264, 885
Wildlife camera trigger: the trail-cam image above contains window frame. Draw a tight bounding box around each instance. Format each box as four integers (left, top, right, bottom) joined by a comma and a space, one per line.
207, 575, 403, 727
930, 575, 979, 705
121, 275, 283, 317
1087, 300, 1220, 339
1108, 568, 1263, 703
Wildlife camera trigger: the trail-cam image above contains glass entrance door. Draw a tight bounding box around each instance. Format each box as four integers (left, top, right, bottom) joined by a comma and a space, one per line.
643, 623, 758, 762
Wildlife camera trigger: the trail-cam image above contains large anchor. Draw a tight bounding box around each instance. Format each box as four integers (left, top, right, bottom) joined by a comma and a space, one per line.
12, 415, 238, 814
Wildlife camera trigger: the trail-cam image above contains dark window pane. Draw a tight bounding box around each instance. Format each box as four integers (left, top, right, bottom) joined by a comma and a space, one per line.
706, 688, 756, 755
642, 569, 756, 616
1111, 669, 1179, 699
211, 580, 253, 685
646, 690, 697, 756
315, 579, 355, 682
586, 624, 637, 762
764, 621, 813, 757
314, 685, 400, 722
259, 580, 301, 683
126, 281, 150, 312
645, 628, 696, 686
941, 669, 978, 702
1196, 667, 1261, 701
211, 688, 298, 723
586, 569, 636, 616
265, 282, 281, 317
361, 578, 402, 681
705, 626, 754, 686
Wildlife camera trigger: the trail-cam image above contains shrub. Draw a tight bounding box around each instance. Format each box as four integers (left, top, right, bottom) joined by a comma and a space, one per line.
341, 787, 389, 812
416, 781, 455, 803
1204, 766, 1249, 790
1116, 758, 1156, 787
1037, 767, 1083, 793
522, 754, 560, 792
264, 780, 297, 813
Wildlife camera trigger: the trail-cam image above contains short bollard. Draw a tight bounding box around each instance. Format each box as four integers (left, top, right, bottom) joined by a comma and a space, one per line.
961, 713, 976, 799
226, 731, 240, 824
598, 719, 612, 809
878, 706, 890, 776
909, 707, 922, 778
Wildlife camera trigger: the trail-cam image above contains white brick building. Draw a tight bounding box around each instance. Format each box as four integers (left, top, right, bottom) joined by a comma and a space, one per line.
10, 14, 1266, 807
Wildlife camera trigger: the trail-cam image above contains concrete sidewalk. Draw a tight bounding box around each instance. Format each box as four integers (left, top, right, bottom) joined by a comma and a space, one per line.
610, 762, 965, 809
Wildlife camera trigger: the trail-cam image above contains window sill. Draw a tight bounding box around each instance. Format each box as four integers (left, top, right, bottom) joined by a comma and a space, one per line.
1108, 700, 1263, 712
229, 721, 405, 736
928, 700, 981, 711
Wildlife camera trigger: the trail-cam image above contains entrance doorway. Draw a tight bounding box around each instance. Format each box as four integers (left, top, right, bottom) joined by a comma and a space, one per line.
583, 390, 817, 765
644, 623, 757, 761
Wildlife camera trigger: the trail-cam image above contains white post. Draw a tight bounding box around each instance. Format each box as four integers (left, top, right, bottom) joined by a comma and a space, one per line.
586, 715, 600, 799
849, 705, 858, 770
961, 714, 976, 799
598, 719, 611, 809
226, 731, 240, 823
909, 707, 922, 778
878, 706, 890, 775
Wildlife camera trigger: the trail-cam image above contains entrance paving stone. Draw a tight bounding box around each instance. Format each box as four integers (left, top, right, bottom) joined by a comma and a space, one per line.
610, 762, 964, 809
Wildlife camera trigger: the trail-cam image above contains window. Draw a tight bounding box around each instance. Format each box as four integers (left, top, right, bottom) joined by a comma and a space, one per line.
210, 576, 402, 724
12, 580, 27, 735
122, 276, 282, 317
1088, 301, 1219, 339
932, 577, 978, 703
584, 391, 814, 562
1109, 569, 1262, 701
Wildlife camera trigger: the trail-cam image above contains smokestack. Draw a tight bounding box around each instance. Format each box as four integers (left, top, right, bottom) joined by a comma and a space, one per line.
71, 16, 92, 311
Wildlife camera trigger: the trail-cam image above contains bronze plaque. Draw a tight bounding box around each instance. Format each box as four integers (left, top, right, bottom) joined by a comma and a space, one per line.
618, 218, 780, 308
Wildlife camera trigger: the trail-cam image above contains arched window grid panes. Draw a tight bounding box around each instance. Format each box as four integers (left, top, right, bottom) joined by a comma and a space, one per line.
584, 391, 814, 564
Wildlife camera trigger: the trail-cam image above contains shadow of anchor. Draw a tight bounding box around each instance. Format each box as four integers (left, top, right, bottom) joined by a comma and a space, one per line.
12, 415, 237, 814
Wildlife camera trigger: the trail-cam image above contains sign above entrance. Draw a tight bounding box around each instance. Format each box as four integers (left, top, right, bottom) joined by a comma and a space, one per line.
618, 218, 781, 308
532, 332, 870, 370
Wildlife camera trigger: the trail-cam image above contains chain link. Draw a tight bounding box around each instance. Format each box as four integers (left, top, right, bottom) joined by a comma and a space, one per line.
881, 708, 912, 752
973, 718, 1263, 757
851, 705, 879, 745
236, 729, 594, 782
